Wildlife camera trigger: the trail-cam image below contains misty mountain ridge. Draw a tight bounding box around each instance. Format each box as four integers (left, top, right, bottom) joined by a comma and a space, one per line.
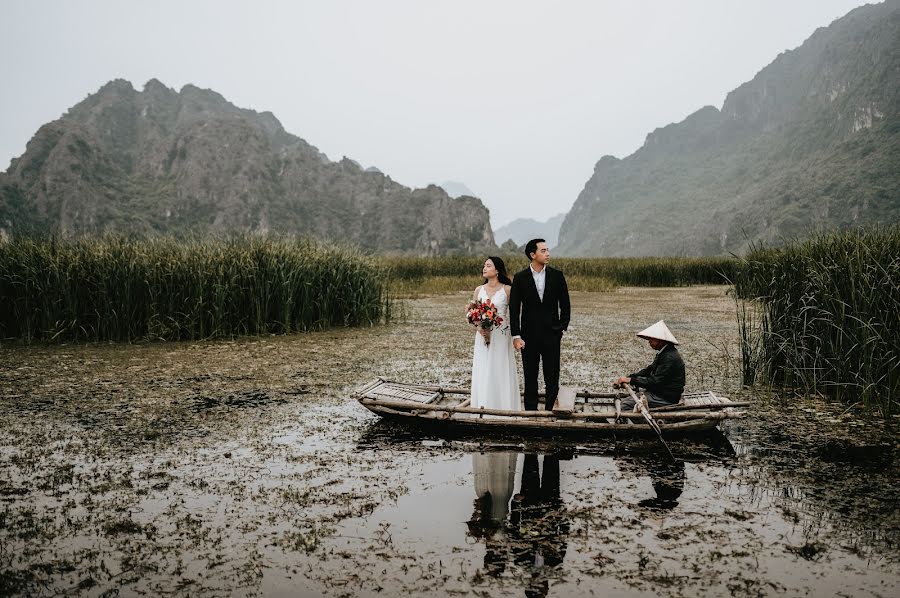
0, 79, 496, 254
438, 180, 477, 199
494, 213, 566, 248
558, 0, 900, 256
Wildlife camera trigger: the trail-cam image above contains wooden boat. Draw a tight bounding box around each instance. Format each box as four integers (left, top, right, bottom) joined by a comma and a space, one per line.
354, 378, 746, 436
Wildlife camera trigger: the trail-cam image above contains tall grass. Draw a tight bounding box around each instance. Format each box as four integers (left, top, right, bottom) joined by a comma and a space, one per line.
733, 227, 900, 415
382, 255, 737, 289
0, 236, 392, 342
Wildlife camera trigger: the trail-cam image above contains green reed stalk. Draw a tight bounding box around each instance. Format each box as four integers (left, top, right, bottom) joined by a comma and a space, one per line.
0, 235, 392, 343
733, 227, 900, 415
380, 255, 737, 287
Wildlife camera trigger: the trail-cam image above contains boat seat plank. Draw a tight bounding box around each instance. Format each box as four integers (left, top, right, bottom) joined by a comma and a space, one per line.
368, 381, 441, 405
553, 386, 577, 416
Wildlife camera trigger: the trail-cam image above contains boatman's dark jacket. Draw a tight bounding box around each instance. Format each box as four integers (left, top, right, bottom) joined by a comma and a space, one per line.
629, 343, 686, 403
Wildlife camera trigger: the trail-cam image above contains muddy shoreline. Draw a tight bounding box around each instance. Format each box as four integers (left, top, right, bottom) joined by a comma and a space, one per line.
1, 287, 897, 597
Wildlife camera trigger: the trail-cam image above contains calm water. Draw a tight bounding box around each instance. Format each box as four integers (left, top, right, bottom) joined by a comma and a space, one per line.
263, 415, 896, 597
1, 289, 897, 596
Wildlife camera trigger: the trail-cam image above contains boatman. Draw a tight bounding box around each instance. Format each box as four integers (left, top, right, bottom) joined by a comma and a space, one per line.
614, 320, 686, 410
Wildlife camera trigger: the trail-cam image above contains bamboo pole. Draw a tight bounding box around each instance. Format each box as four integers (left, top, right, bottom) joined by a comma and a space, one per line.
449, 398, 472, 418
365, 403, 722, 432
578, 410, 736, 421
651, 401, 750, 412
361, 397, 554, 417
623, 385, 675, 460
358, 397, 739, 421
376, 378, 624, 400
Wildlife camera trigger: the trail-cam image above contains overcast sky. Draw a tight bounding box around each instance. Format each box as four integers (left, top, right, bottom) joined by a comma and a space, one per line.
0, 0, 873, 227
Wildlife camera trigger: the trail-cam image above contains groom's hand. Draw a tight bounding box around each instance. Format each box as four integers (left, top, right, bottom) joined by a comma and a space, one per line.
513, 338, 525, 351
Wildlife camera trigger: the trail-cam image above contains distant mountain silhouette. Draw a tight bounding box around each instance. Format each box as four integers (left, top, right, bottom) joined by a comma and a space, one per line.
438, 180, 477, 198
494, 213, 566, 248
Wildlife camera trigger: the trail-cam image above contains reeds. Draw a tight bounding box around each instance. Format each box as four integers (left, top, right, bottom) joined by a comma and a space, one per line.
381, 255, 736, 290
0, 236, 392, 342
733, 227, 900, 415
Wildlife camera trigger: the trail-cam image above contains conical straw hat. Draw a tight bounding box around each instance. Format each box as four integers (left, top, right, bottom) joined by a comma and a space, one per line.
636, 320, 679, 345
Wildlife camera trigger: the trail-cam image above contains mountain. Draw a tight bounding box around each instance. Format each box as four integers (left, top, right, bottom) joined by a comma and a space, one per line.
0, 79, 496, 254
438, 180, 477, 198
494, 213, 566, 248
558, 1, 900, 256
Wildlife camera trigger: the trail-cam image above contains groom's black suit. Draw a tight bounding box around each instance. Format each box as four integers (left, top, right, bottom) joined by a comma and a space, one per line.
509, 266, 570, 411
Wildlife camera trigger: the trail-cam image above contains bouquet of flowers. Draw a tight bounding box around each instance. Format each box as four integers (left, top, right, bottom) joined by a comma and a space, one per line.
466, 297, 504, 346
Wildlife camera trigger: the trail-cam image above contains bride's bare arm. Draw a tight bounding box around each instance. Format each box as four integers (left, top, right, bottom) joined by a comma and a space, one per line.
467, 286, 481, 323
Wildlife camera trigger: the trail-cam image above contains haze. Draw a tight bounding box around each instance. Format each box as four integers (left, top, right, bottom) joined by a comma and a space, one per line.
0, 0, 872, 227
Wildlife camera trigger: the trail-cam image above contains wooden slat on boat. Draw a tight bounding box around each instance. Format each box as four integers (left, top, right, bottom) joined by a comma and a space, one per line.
552, 386, 577, 417
369, 382, 440, 405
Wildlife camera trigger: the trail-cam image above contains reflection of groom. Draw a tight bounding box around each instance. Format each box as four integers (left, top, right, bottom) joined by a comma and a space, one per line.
510, 239, 571, 411
511, 454, 569, 598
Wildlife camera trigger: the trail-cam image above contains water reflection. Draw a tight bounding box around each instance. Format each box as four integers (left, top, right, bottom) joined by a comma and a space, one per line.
350, 421, 896, 594
511, 453, 570, 597
462, 446, 711, 595
471, 452, 517, 523
615, 456, 686, 511
467, 451, 572, 597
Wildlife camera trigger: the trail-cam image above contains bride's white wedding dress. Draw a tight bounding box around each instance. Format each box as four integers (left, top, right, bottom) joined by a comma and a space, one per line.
470, 285, 521, 412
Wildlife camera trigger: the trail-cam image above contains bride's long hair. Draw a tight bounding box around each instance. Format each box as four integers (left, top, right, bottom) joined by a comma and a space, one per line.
483, 256, 512, 286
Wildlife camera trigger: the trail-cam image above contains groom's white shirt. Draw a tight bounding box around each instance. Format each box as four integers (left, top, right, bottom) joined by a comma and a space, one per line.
512, 265, 547, 342
531, 264, 546, 302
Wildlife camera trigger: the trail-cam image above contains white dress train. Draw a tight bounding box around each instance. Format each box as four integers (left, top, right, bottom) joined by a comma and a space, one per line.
470, 286, 522, 412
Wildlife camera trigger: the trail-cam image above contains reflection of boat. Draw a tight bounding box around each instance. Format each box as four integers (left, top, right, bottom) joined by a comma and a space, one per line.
355, 418, 738, 465
354, 378, 745, 436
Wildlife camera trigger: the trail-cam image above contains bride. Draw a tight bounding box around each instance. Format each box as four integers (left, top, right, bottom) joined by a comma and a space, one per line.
469, 256, 521, 412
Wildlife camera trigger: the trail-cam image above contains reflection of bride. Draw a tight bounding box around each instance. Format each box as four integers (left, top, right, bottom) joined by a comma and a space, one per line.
471, 452, 518, 522
467, 452, 518, 575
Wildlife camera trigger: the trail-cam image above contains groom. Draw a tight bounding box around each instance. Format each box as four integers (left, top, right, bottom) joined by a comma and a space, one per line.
509, 239, 571, 411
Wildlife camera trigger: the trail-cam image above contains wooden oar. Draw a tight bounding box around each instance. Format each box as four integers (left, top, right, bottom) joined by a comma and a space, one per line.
620, 384, 676, 460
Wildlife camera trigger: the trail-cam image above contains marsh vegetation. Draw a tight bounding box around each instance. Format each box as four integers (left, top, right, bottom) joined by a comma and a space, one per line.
0, 236, 392, 342
734, 227, 900, 415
